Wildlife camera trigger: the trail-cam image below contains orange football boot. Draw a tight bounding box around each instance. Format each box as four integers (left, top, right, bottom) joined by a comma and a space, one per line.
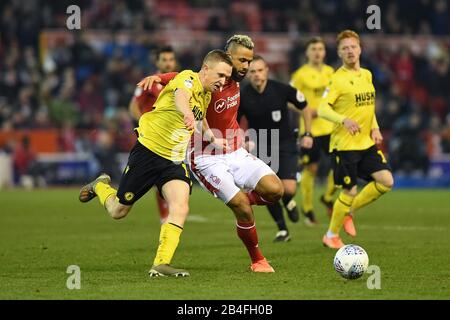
250, 259, 275, 273
343, 214, 357, 237
322, 234, 345, 249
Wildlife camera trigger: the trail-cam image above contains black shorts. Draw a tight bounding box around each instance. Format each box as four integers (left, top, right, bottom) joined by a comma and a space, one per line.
333, 145, 391, 190
300, 135, 331, 165
277, 152, 299, 180
117, 141, 192, 205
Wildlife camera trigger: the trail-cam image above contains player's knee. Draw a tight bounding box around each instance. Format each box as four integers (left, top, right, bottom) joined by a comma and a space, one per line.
283, 184, 297, 197
169, 202, 189, 217
263, 181, 284, 203
343, 187, 358, 197
379, 175, 394, 190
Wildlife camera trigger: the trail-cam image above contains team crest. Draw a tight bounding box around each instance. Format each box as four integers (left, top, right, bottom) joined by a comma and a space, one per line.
272, 110, 281, 122
302, 155, 310, 164
184, 79, 193, 89
124, 192, 134, 201
214, 98, 227, 113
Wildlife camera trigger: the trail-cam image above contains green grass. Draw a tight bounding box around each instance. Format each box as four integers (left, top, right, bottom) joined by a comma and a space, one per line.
0, 187, 449, 299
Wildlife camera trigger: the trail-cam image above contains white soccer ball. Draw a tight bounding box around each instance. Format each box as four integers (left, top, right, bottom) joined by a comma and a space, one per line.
333, 244, 369, 279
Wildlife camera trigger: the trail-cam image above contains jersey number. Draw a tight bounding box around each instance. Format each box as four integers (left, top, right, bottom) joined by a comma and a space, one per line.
377, 150, 387, 164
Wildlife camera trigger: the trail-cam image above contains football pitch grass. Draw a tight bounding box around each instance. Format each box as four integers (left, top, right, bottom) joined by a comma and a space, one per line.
0, 187, 449, 300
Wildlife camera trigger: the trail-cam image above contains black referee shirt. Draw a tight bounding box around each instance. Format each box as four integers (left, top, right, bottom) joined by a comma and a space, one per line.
239, 79, 307, 156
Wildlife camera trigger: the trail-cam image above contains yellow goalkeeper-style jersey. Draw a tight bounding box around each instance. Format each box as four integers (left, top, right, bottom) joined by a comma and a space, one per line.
137, 70, 211, 162
320, 66, 377, 152
290, 63, 335, 136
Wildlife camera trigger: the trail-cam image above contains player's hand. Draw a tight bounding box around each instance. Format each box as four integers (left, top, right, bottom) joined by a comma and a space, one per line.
371, 128, 383, 146
211, 137, 231, 152
300, 136, 313, 149
343, 118, 361, 135
137, 75, 162, 90
184, 113, 195, 131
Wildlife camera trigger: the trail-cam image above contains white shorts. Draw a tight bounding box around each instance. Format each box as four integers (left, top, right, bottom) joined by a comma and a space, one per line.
189, 148, 276, 204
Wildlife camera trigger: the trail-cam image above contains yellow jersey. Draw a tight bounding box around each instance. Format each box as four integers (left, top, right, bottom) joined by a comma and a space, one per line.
321, 66, 377, 152
137, 70, 211, 162
291, 64, 335, 136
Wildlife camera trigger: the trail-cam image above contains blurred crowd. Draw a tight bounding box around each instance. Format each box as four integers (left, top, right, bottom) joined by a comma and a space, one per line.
1, 0, 450, 184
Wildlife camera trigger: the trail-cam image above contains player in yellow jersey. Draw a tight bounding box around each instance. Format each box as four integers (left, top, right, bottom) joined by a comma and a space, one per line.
318, 30, 394, 249
78, 50, 233, 276
291, 37, 336, 225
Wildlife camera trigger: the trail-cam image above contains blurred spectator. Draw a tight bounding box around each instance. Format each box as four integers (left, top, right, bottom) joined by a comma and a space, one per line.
92, 129, 122, 182
12, 136, 45, 187
389, 112, 430, 176
0, 0, 449, 180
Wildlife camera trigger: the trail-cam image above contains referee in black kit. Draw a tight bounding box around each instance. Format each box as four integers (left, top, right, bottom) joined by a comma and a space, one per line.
239, 55, 314, 242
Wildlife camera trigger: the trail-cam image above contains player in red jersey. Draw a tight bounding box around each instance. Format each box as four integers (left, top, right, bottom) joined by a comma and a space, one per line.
138, 35, 283, 273
128, 46, 178, 223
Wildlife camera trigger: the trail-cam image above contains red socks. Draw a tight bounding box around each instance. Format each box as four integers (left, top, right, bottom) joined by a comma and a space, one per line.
236, 220, 265, 263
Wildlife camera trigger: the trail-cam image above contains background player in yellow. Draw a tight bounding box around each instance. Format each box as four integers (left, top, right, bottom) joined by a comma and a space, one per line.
79, 50, 233, 276
291, 37, 336, 225
318, 30, 394, 249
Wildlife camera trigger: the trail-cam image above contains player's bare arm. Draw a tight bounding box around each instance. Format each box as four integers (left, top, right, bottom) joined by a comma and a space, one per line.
300, 106, 314, 149
128, 96, 142, 121
371, 114, 383, 145
137, 75, 162, 90
318, 102, 360, 135
174, 88, 195, 131
202, 118, 231, 151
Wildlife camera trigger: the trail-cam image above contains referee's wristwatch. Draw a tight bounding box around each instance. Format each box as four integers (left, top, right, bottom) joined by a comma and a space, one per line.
302, 132, 313, 138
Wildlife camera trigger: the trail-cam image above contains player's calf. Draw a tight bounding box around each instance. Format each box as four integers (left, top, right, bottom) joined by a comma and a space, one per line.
227, 191, 254, 222
108, 203, 131, 220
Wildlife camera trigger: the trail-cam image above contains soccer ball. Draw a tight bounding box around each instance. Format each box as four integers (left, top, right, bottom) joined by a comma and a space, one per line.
333, 244, 369, 279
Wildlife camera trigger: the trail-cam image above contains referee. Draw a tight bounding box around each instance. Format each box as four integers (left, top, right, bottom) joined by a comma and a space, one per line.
239, 55, 314, 242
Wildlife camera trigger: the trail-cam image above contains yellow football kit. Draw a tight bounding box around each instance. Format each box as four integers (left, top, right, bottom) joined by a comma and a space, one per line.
291, 64, 335, 136
319, 66, 378, 152
137, 70, 211, 162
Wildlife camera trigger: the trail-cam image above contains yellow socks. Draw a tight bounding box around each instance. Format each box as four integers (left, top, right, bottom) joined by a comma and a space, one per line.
94, 182, 117, 207
352, 181, 391, 212
153, 223, 183, 266
300, 169, 315, 212
329, 192, 354, 235
323, 170, 336, 202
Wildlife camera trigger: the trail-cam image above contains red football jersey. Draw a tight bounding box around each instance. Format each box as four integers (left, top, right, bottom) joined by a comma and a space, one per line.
205, 79, 242, 153
189, 78, 243, 156
151, 73, 243, 155
134, 72, 179, 114
134, 84, 163, 114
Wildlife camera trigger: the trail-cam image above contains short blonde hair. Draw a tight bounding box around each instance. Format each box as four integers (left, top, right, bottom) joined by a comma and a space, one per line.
336, 30, 360, 47
225, 34, 254, 51
203, 49, 233, 67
